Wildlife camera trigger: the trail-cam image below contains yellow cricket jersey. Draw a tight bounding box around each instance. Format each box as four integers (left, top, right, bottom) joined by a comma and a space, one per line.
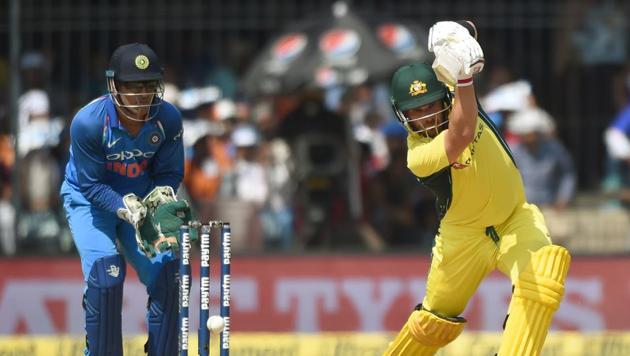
407, 111, 526, 228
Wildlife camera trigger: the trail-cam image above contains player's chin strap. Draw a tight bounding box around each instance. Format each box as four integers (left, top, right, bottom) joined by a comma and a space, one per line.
391, 93, 453, 138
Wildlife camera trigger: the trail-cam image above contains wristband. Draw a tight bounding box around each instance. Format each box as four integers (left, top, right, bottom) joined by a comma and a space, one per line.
456, 77, 474, 87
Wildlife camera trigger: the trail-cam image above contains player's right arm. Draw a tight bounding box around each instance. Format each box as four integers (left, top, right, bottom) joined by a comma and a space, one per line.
70, 109, 126, 214
429, 21, 484, 164
444, 85, 478, 163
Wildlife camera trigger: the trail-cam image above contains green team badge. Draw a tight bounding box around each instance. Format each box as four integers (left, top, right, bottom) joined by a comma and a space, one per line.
135, 55, 149, 70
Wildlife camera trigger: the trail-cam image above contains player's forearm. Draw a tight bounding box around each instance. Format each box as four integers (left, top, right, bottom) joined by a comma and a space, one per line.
81, 182, 125, 214
449, 85, 478, 143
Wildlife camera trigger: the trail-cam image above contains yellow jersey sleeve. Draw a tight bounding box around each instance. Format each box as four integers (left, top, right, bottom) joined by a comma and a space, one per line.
407, 131, 472, 178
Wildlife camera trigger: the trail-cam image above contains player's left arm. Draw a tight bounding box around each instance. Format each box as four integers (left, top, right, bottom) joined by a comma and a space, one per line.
150, 101, 185, 192
139, 101, 197, 254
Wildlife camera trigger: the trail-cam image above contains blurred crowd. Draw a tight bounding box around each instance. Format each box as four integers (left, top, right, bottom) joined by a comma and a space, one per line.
0, 49, 589, 256
2, 0, 630, 256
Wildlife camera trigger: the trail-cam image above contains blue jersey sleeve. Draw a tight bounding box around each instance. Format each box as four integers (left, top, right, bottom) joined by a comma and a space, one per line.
70, 109, 125, 213
150, 102, 184, 192
611, 105, 630, 135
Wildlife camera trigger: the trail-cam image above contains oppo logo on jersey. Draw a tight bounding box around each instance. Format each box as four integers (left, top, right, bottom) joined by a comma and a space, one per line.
106, 149, 155, 161
106, 160, 149, 178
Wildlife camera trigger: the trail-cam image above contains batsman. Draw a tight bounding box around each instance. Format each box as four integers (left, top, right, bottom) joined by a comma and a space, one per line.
384, 21, 570, 355
60, 43, 196, 355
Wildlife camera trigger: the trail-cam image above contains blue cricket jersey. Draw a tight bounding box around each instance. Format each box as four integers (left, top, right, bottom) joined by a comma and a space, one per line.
63, 95, 184, 214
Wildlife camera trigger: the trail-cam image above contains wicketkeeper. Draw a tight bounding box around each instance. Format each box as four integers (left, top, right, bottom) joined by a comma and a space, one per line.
60, 43, 196, 355
384, 21, 571, 355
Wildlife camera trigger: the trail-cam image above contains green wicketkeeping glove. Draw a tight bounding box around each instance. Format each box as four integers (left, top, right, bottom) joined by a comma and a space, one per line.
137, 212, 163, 258
153, 200, 198, 245
137, 186, 199, 255
142, 186, 177, 214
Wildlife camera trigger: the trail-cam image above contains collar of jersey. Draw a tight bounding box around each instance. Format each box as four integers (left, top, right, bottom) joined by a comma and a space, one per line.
104, 96, 122, 129
104, 95, 158, 130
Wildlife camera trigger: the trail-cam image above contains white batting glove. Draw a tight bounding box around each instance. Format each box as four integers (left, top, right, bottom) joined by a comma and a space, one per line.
432, 36, 484, 87
428, 21, 474, 53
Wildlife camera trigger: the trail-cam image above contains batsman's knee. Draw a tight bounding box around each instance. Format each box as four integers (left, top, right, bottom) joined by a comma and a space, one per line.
384, 305, 466, 355
514, 245, 570, 309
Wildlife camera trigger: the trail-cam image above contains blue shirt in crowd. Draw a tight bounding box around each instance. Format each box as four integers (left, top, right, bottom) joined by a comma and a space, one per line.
511, 138, 576, 206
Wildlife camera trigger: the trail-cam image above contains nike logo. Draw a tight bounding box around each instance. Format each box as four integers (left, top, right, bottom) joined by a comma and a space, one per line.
107, 136, 122, 148
173, 129, 183, 141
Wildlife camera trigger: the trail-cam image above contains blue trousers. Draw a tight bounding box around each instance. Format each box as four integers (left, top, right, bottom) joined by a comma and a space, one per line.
61, 181, 174, 289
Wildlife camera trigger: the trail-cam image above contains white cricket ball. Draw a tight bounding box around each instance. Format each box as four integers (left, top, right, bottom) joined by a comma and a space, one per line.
206, 315, 225, 334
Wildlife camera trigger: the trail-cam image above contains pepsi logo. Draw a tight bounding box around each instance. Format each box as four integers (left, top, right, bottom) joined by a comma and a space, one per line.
272, 33, 308, 63
315, 67, 340, 88
378, 24, 416, 54
319, 29, 361, 60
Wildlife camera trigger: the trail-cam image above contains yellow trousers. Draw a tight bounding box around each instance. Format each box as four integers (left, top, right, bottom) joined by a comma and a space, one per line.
423, 202, 552, 316
384, 202, 571, 355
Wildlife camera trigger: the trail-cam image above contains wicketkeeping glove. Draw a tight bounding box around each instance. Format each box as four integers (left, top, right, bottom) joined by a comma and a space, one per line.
117, 194, 157, 257
117, 193, 146, 227
137, 212, 166, 258
135, 200, 198, 257
140, 186, 198, 255
151, 200, 198, 250
143, 186, 177, 212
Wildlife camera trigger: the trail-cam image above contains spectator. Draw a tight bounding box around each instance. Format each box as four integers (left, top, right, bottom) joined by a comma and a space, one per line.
16, 51, 66, 253
224, 124, 269, 203
259, 138, 295, 249
17, 51, 57, 157
365, 121, 437, 249
604, 81, 630, 207
508, 108, 576, 209
481, 79, 537, 142
276, 89, 350, 248
508, 108, 576, 245
184, 134, 223, 201
0, 134, 15, 255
